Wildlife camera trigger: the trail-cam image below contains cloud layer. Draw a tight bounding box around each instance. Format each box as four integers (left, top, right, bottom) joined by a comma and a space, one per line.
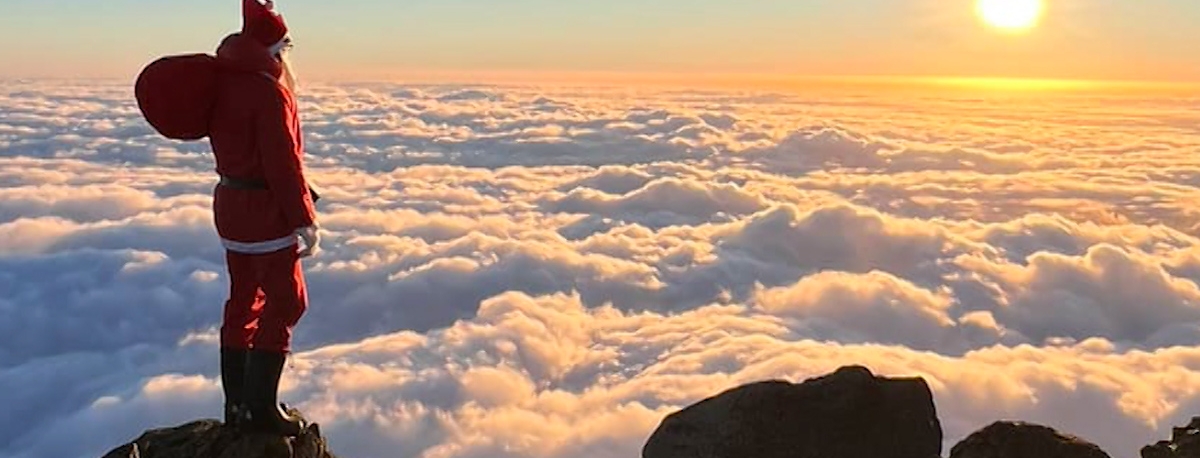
2, 79, 1200, 458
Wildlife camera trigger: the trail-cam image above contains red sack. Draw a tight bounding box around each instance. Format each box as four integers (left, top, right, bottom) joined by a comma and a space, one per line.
134, 54, 219, 141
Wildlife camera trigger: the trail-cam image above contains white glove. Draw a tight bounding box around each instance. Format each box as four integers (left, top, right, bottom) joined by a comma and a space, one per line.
296, 225, 321, 258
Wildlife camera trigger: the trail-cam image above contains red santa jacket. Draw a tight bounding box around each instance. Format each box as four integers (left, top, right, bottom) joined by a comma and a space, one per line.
208, 32, 316, 254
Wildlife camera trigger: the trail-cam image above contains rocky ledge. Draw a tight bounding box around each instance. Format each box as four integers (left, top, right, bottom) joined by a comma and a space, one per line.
100, 408, 337, 458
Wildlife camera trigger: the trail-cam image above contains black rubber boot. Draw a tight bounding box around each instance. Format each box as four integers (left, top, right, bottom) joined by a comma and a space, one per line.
220, 347, 249, 428
243, 349, 305, 436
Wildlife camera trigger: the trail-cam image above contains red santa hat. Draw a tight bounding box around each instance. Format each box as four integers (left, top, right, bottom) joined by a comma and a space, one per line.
242, 0, 290, 53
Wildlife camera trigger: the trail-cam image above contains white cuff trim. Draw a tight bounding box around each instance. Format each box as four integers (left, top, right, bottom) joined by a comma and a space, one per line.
269, 36, 291, 56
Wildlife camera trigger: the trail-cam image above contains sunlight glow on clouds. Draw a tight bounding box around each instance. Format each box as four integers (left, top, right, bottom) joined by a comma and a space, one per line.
1, 79, 1200, 458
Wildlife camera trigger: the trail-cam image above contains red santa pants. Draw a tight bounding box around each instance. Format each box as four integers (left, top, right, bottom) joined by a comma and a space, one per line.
220, 245, 308, 353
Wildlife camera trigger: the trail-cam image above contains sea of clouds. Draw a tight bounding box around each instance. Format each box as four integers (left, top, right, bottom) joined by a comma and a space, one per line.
1, 78, 1200, 458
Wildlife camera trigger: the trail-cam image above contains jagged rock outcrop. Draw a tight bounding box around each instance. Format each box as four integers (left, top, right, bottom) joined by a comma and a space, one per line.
949, 420, 1110, 458
1142, 417, 1200, 458
100, 408, 337, 458
641, 365, 942, 458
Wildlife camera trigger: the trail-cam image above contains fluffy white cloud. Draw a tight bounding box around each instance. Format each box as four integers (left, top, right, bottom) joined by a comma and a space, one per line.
1, 79, 1199, 458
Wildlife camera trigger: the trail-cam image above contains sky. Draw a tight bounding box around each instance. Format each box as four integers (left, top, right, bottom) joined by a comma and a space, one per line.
1, 0, 1198, 82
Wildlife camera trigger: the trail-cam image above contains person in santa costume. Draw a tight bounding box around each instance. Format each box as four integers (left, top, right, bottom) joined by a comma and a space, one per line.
209, 0, 319, 436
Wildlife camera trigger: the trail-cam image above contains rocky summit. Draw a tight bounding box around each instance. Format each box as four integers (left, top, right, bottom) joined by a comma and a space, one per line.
95, 366, 1199, 458
641, 364, 943, 458
948, 420, 1111, 458
100, 408, 337, 458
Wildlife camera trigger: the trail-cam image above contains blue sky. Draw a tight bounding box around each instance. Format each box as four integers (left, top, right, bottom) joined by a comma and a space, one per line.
1, 0, 1198, 82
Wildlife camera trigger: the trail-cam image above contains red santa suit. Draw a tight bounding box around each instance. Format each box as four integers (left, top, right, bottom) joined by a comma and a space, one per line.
209, 0, 315, 354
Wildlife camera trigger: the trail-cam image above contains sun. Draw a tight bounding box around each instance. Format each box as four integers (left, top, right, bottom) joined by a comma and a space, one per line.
976, 0, 1044, 31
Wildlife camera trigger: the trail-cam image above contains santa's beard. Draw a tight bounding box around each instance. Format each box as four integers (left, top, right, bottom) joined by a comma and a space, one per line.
279, 51, 299, 94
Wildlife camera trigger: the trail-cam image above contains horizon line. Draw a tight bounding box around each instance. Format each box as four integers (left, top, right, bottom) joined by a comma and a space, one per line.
4, 70, 1197, 92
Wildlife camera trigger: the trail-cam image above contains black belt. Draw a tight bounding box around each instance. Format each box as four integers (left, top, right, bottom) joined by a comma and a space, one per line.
218, 175, 268, 190
218, 175, 321, 203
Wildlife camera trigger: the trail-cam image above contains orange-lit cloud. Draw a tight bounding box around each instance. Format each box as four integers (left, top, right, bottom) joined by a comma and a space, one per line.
2, 79, 1200, 458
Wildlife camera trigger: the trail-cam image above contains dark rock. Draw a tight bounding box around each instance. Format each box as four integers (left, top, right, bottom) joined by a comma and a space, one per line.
641, 364, 942, 458
1142, 416, 1200, 458
949, 420, 1110, 458
99, 408, 337, 458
